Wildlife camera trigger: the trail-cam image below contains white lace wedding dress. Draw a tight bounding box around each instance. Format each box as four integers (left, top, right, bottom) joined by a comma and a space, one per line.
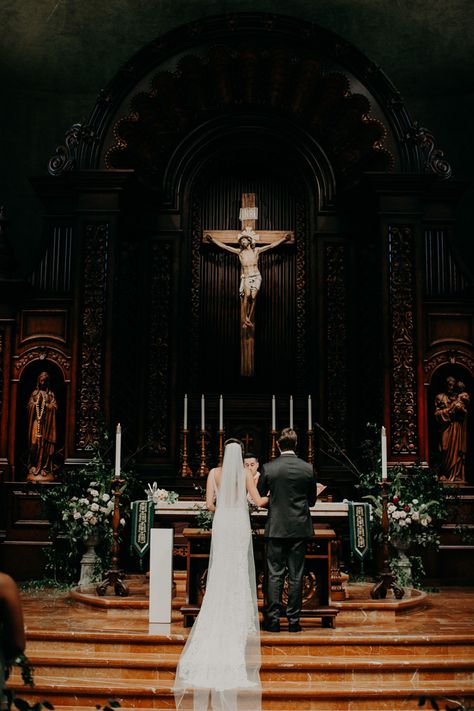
174, 443, 262, 711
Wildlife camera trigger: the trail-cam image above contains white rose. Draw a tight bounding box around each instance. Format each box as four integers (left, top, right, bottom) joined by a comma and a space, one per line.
388, 504, 396, 513
89, 516, 98, 526
89, 481, 98, 487
412, 499, 419, 505
399, 511, 407, 519
398, 519, 406, 526
405, 517, 412, 525
101, 494, 110, 502
100, 506, 107, 513
73, 511, 82, 519
120, 518, 126, 526
411, 511, 420, 521
84, 511, 93, 519
89, 489, 99, 497
421, 518, 428, 526
91, 503, 100, 512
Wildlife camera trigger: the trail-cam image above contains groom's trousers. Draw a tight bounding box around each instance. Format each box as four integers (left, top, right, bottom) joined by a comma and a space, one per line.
265, 537, 307, 626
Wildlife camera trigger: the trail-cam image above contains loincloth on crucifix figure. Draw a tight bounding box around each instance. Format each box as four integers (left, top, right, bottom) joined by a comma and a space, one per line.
203, 193, 294, 376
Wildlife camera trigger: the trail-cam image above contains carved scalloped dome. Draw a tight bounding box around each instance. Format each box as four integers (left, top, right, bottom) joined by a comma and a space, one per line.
105, 46, 392, 188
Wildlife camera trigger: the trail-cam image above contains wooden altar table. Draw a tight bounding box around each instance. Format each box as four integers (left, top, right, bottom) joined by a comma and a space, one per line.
180, 525, 339, 628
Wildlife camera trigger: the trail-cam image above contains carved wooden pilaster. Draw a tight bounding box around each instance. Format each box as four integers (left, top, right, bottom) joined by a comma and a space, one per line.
189, 199, 202, 387
0, 331, 3, 419
388, 225, 418, 455
325, 243, 347, 450
145, 241, 171, 455
295, 200, 306, 386
76, 224, 109, 450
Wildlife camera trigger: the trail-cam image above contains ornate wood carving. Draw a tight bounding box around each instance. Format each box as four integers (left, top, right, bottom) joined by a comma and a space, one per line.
424, 349, 474, 384
325, 243, 347, 450
409, 124, 452, 180
48, 123, 98, 177
105, 46, 391, 190
76, 224, 109, 450
13, 347, 71, 380
145, 241, 171, 455
388, 226, 418, 455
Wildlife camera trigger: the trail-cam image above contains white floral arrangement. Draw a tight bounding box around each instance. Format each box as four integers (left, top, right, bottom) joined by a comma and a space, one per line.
61, 481, 124, 541
146, 482, 179, 505
387, 495, 439, 547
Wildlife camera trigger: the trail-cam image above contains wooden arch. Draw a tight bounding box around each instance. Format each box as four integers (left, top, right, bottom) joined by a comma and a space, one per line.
48, 13, 450, 183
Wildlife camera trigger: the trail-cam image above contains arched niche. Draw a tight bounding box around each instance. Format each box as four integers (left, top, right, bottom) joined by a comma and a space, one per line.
425, 356, 473, 484
15, 360, 66, 481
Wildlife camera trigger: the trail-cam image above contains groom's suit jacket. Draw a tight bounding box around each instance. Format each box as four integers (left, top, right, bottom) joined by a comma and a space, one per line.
257, 452, 317, 538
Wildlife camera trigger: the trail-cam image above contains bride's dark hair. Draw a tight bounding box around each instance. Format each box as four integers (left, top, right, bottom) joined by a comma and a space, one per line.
224, 437, 244, 450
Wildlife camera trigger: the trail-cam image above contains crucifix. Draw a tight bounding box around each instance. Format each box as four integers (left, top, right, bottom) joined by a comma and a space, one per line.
203, 193, 294, 376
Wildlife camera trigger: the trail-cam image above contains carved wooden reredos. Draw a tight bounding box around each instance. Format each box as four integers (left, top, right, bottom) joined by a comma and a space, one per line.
11, 12, 469, 484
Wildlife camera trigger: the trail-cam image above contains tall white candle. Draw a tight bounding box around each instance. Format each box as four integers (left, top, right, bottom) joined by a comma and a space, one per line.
114, 423, 121, 478
381, 425, 388, 480
271, 395, 276, 431
183, 394, 188, 430
289, 395, 294, 429
201, 394, 205, 431
219, 394, 223, 431
308, 395, 312, 430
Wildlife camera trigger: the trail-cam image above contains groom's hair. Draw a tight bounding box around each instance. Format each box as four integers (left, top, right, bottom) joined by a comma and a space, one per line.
278, 428, 297, 451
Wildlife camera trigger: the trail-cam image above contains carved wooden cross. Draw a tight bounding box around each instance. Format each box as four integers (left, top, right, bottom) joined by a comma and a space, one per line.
203, 193, 294, 377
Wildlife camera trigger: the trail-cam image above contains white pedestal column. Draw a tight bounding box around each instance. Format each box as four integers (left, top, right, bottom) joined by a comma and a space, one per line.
149, 528, 173, 626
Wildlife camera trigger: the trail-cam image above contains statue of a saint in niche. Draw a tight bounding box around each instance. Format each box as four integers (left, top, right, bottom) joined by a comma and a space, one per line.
434, 376, 469, 483
26, 371, 58, 482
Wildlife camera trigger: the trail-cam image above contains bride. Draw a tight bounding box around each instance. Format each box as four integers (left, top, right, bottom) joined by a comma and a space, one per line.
174, 439, 269, 711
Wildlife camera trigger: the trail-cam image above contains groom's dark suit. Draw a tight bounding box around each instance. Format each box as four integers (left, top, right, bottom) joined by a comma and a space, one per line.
257, 451, 317, 630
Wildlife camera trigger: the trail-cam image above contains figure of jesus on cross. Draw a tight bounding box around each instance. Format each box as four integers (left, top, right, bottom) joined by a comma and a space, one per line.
204, 193, 294, 376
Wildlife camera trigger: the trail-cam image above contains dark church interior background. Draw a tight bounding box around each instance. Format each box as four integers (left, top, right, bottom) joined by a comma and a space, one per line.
0, 5, 472, 585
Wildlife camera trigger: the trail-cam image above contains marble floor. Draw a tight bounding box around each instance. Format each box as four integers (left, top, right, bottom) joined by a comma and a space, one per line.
7, 584, 474, 710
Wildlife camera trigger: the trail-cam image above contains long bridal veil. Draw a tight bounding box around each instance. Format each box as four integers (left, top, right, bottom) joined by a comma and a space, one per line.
174, 442, 262, 711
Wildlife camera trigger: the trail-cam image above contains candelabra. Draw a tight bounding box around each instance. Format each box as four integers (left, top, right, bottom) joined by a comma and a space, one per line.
96, 477, 129, 597
180, 428, 192, 477
270, 429, 277, 460
370, 479, 404, 600
307, 429, 314, 465
198, 430, 209, 477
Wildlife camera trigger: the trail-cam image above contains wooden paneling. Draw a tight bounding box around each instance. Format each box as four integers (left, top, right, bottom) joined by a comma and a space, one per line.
427, 313, 473, 346
20, 309, 68, 344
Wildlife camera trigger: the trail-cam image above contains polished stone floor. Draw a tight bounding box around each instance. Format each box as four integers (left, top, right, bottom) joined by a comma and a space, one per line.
7, 584, 474, 710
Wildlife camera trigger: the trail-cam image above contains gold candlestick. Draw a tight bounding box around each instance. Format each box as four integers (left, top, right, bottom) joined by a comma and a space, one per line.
180, 429, 192, 477
370, 479, 404, 600
96, 477, 129, 597
218, 430, 224, 466
307, 429, 314, 464
270, 429, 277, 460
198, 430, 209, 477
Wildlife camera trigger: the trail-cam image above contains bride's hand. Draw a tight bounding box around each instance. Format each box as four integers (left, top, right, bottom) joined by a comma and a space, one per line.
259, 496, 269, 508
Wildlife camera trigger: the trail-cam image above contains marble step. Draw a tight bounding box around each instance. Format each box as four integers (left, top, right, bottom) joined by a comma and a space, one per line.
7, 675, 474, 710
25, 628, 474, 658
19, 651, 474, 683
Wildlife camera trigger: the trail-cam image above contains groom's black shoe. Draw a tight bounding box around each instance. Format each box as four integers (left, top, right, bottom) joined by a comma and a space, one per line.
288, 622, 302, 633
263, 620, 280, 633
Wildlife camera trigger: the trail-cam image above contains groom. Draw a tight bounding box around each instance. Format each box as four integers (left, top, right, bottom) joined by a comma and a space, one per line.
257, 427, 317, 632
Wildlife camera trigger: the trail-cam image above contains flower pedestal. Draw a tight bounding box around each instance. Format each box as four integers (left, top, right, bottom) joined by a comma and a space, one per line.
390, 538, 412, 588
78, 534, 100, 588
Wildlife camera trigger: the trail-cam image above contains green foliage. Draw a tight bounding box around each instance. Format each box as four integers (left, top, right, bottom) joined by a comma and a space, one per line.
39, 436, 137, 584
358, 424, 449, 588
193, 504, 214, 530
